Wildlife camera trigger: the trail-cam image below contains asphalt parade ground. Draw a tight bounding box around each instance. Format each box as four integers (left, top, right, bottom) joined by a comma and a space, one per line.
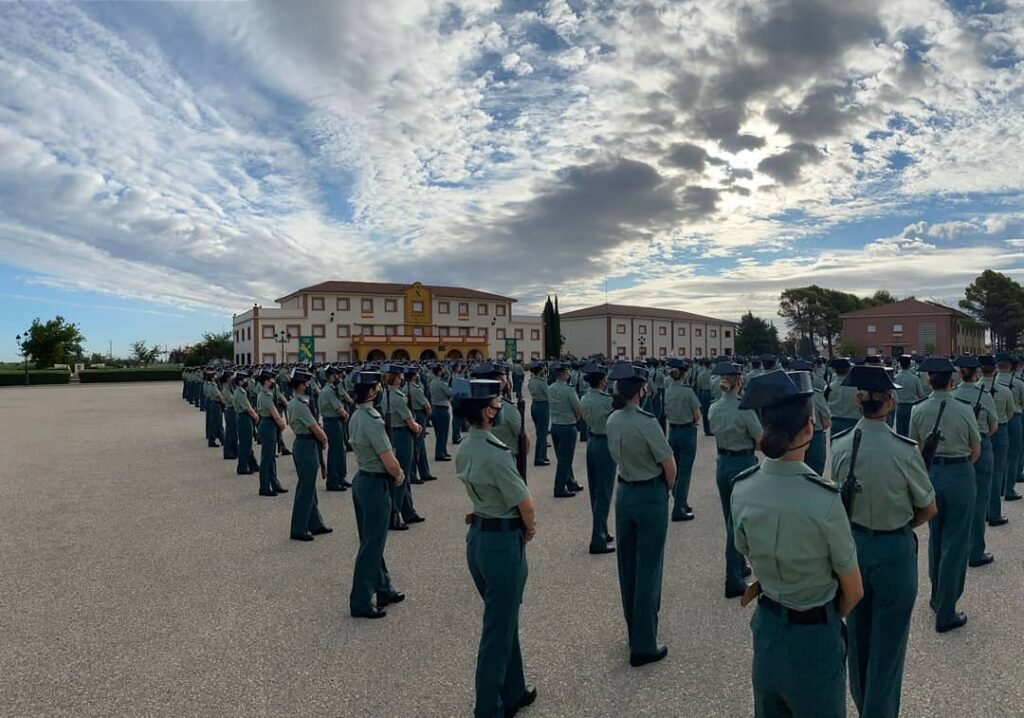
2, 382, 1023, 718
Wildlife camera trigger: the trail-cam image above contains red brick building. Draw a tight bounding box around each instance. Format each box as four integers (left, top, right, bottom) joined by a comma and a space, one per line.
840, 298, 986, 357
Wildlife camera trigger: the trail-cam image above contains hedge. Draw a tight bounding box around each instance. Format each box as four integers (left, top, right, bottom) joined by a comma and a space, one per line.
79, 368, 183, 383
0, 370, 70, 386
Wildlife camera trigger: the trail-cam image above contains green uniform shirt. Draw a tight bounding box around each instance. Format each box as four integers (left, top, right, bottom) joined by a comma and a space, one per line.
288, 395, 317, 435
489, 399, 523, 457
256, 387, 276, 418
456, 428, 531, 519
222, 384, 234, 406
811, 389, 831, 431
319, 382, 344, 417
580, 388, 614, 435
981, 376, 1014, 424
429, 377, 452, 407
349, 402, 392, 474
548, 380, 581, 425
408, 382, 430, 411
732, 459, 858, 610
952, 381, 998, 435
697, 368, 711, 391
831, 419, 935, 530
528, 376, 549, 402
997, 373, 1024, 413
386, 387, 412, 428
233, 384, 253, 414
664, 380, 700, 425
909, 390, 981, 458
827, 377, 861, 419
708, 394, 761, 451
894, 370, 928, 404
606, 403, 673, 482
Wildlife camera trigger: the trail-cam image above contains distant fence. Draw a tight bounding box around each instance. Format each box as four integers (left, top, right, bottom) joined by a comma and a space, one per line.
79, 368, 182, 383
0, 370, 71, 386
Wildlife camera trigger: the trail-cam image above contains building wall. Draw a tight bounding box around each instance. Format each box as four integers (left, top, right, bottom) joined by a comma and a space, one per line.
563, 314, 736, 360
842, 315, 955, 356
562, 316, 609, 357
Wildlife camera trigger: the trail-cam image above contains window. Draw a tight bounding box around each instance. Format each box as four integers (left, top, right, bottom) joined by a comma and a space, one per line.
659, 347, 667, 356
439, 327, 450, 337
867, 324, 877, 334
312, 324, 326, 338
497, 328, 506, 339
262, 325, 275, 339
412, 300, 424, 313
711, 348, 718, 356
384, 299, 397, 312
695, 328, 703, 338
617, 346, 627, 357
337, 351, 351, 362
262, 353, 275, 364
412, 326, 424, 337
361, 298, 374, 313
458, 302, 469, 316
497, 305, 507, 316
477, 303, 488, 316
867, 347, 877, 355
677, 348, 685, 356
678, 327, 686, 337
314, 352, 326, 362
311, 296, 324, 311
514, 329, 524, 340
459, 327, 470, 338
478, 328, 488, 338
358, 325, 373, 336
246, 352, 251, 364
438, 301, 450, 314
336, 297, 350, 311
531, 329, 540, 341
286, 324, 301, 338
724, 330, 731, 338
516, 352, 524, 360
617, 324, 626, 334
385, 326, 397, 336
659, 326, 667, 336
724, 348, 732, 356
247, 327, 251, 340
532, 351, 541, 360
892, 323, 903, 335
695, 347, 702, 356
710, 329, 718, 338
638, 325, 647, 335
337, 325, 350, 338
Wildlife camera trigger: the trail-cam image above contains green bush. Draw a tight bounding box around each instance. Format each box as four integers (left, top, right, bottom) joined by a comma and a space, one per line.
79, 368, 182, 383
0, 370, 70, 386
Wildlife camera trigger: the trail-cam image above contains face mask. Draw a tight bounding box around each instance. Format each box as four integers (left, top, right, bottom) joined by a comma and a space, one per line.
491, 406, 504, 427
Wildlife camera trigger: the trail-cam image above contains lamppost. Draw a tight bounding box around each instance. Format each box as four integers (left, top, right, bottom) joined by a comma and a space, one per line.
15, 331, 29, 385
275, 330, 294, 364
638, 335, 646, 360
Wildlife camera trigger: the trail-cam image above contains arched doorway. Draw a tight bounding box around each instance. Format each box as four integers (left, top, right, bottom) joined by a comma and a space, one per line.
419, 349, 437, 361
391, 349, 410, 361
366, 349, 386, 362
446, 349, 463, 360
467, 349, 483, 360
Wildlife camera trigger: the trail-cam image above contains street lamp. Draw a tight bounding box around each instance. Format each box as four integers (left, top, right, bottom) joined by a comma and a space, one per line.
275, 330, 294, 364
15, 332, 29, 385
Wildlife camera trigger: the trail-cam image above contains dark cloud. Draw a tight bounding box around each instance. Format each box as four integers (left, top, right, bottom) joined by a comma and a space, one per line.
757, 143, 824, 185
729, 167, 754, 180
680, 186, 721, 217
766, 84, 862, 139
664, 143, 710, 171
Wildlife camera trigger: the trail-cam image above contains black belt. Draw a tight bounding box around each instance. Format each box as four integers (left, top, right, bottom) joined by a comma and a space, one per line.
323, 416, 341, 422
718, 448, 754, 456
359, 471, 391, 480
669, 422, 694, 428
471, 516, 524, 532
617, 475, 662, 486
533, 400, 548, 404
294, 434, 316, 441
758, 595, 829, 625
852, 522, 907, 536
392, 426, 411, 432
589, 432, 607, 437
932, 456, 969, 465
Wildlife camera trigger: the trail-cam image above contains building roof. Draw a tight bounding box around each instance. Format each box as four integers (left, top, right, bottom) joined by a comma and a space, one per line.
840, 298, 976, 321
560, 302, 735, 325
276, 281, 516, 304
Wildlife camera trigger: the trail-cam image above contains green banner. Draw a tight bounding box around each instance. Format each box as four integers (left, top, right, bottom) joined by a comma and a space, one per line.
298, 336, 315, 362
504, 338, 518, 358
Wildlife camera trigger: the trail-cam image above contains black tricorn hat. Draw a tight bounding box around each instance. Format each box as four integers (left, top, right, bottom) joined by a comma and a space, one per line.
842, 365, 900, 391
739, 369, 813, 410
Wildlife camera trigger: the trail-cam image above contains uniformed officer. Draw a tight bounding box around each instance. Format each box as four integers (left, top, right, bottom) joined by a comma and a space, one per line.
429, 364, 454, 462
220, 370, 239, 461
383, 364, 424, 531
952, 357, 1000, 568
232, 371, 260, 475
827, 358, 860, 440
832, 366, 937, 718
527, 363, 551, 466
348, 371, 406, 619
255, 369, 289, 497
272, 374, 292, 457
606, 361, 677, 667
894, 355, 928, 437
406, 366, 436, 484
996, 353, 1024, 502
287, 368, 332, 541
471, 362, 529, 481
664, 357, 701, 522
579, 361, 615, 554
981, 355, 1014, 527
732, 370, 863, 718
708, 362, 761, 599
548, 362, 583, 498
453, 378, 538, 718
319, 365, 351, 492
790, 360, 830, 476
909, 357, 981, 633
511, 359, 526, 400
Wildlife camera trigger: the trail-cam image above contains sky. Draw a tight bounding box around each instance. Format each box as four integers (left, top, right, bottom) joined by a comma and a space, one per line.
1, 0, 1023, 361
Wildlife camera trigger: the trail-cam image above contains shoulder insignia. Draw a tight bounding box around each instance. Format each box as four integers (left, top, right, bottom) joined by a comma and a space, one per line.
831, 427, 854, 441
731, 465, 759, 483
891, 432, 918, 446
367, 408, 381, 419
803, 474, 840, 493
638, 408, 656, 418
486, 436, 510, 450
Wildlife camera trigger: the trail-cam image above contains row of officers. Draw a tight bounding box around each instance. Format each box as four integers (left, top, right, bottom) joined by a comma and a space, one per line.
182, 351, 1024, 718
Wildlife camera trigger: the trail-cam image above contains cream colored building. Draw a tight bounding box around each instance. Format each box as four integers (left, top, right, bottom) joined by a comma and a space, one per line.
232, 281, 543, 365
560, 303, 737, 360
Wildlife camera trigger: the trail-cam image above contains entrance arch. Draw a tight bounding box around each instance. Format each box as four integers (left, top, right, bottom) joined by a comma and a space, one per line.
467, 349, 483, 361
366, 349, 386, 362
419, 349, 437, 361
390, 349, 410, 361
446, 349, 463, 360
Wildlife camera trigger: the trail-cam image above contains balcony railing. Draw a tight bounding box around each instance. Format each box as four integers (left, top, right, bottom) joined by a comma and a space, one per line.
353, 334, 488, 345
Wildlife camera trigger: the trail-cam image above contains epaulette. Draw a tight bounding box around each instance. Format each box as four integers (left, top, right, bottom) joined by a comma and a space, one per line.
486, 436, 510, 451
367, 408, 381, 419
953, 397, 972, 407
732, 465, 759, 483
813, 387, 824, 394
638, 408, 656, 418
803, 474, 840, 493
891, 431, 918, 446
831, 427, 854, 442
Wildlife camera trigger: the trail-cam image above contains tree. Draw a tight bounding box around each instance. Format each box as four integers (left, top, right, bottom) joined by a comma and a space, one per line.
861, 289, 897, 307
735, 312, 781, 356
180, 332, 233, 366
778, 285, 873, 357
541, 296, 563, 359
960, 270, 1024, 350
20, 316, 85, 368
129, 340, 162, 366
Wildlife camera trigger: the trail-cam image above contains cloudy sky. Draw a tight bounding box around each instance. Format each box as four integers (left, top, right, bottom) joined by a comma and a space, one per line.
2, 0, 1023, 360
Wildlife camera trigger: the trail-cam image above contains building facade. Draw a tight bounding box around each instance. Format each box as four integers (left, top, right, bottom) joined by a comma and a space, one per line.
840, 298, 986, 356
232, 281, 543, 365
560, 303, 737, 360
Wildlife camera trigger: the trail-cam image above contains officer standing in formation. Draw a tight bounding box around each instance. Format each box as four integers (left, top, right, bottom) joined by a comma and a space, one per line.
996, 353, 1024, 502
731, 370, 863, 718
429, 364, 454, 462
894, 354, 928, 437
319, 365, 352, 492
831, 365, 936, 717
548, 362, 583, 498
827, 358, 860, 439
579, 361, 615, 554
384, 363, 424, 531
286, 368, 332, 541
233, 370, 260, 475
663, 357, 701, 522
981, 355, 1014, 527
471, 361, 528, 479
406, 366, 436, 484
527, 362, 551, 467
221, 370, 238, 461
256, 369, 288, 497
791, 359, 830, 475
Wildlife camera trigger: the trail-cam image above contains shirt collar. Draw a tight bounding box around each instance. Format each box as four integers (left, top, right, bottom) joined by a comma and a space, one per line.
759, 458, 814, 476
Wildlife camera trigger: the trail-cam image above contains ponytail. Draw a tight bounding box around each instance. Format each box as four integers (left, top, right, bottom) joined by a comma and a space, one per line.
759, 398, 812, 459
612, 378, 643, 411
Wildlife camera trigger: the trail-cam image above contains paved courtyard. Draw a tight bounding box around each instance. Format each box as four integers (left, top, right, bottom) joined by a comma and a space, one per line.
2, 382, 1023, 717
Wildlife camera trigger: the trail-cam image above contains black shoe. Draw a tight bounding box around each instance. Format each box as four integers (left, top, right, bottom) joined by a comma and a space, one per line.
224, 455, 237, 461
936, 612, 968, 633
569, 482, 584, 492
410, 478, 425, 485
389, 517, 409, 531
606, 534, 614, 543
743, 564, 752, 578
290, 532, 314, 541
453, 438, 462, 445
341, 480, 353, 489
325, 484, 348, 492
629, 645, 668, 668
1005, 493, 1022, 502
988, 516, 1009, 527
345, 444, 354, 453
589, 545, 615, 555
404, 513, 426, 524
237, 470, 254, 476
435, 456, 452, 462
553, 490, 577, 498
969, 553, 994, 567
422, 475, 439, 482
351, 607, 387, 619
377, 591, 405, 608
725, 585, 747, 599
534, 460, 551, 467
671, 511, 695, 522
208, 442, 219, 448
279, 448, 292, 456
311, 527, 334, 536
259, 489, 277, 497
505, 686, 537, 717
273, 487, 288, 494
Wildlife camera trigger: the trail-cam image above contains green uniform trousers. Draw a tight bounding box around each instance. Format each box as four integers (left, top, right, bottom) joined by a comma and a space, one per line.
207, 401, 224, 447
391, 427, 417, 520
849, 525, 917, 718
290, 436, 327, 536
969, 436, 993, 563
236, 414, 259, 474
751, 601, 846, 718
585, 434, 614, 550
1003, 414, 1022, 498
432, 405, 451, 460
467, 523, 528, 718
668, 424, 697, 519
895, 403, 913, 437
531, 401, 549, 465
615, 479, 669, 655
699, 389, 713, 436
258, 418, 283, 493
413, 409, 431, 481
550, 423, 577, 495
349, 471, 395, 613
223, 407, 238, 460
987, 426, 1008, 520
927, 461, 975, 626
716, 453, 756, 594
323, 417, 347, 488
